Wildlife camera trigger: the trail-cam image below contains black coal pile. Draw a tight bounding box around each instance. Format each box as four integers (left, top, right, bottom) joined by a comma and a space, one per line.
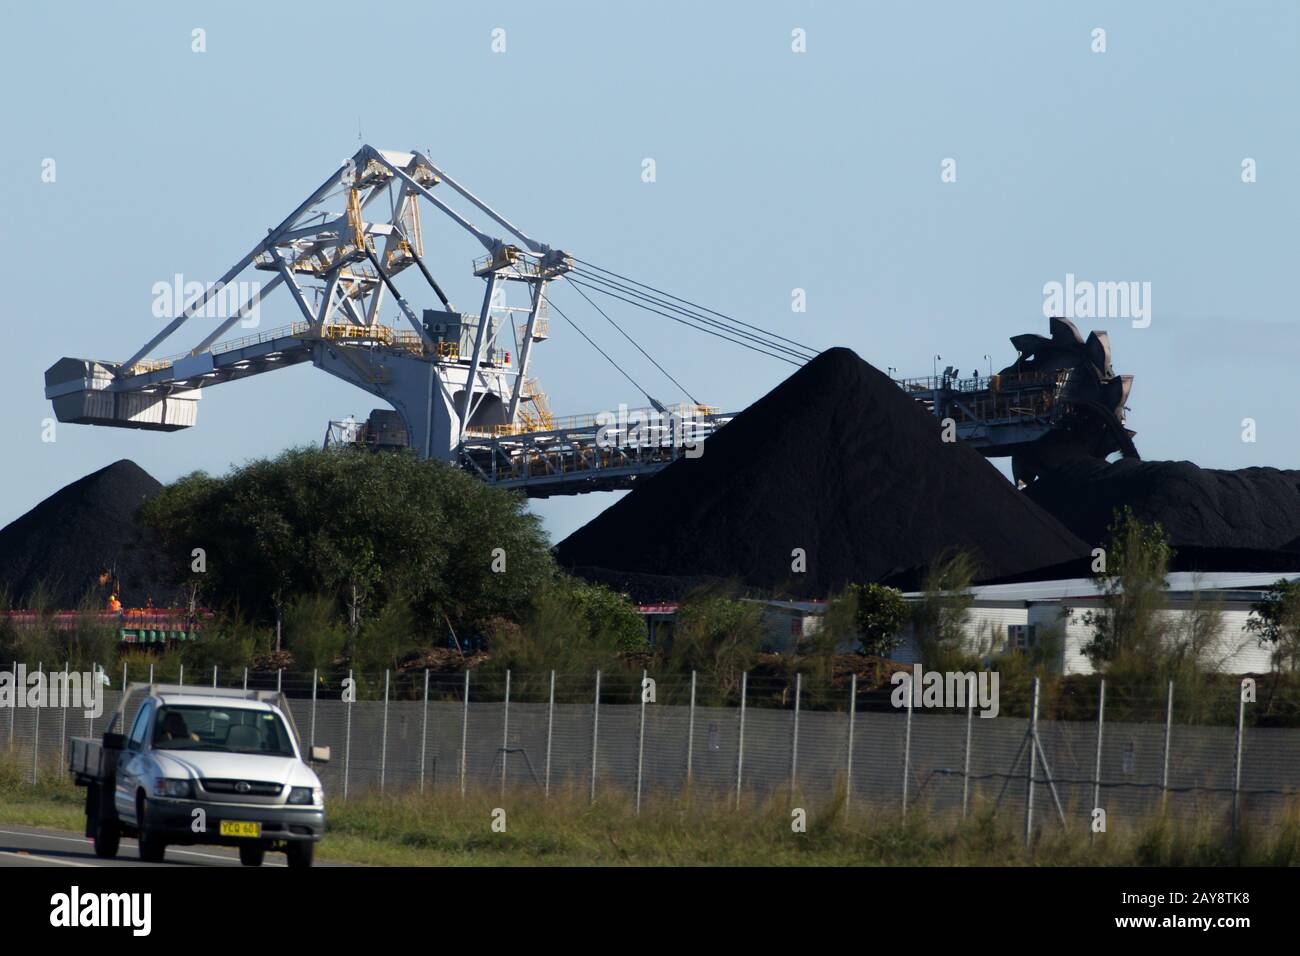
555, 348, 1089, 598
1024, 458, 1300, 552
0, 459, 175, 608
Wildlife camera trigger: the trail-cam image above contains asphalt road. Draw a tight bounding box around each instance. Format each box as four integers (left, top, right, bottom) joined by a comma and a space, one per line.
0, 823, 332, 867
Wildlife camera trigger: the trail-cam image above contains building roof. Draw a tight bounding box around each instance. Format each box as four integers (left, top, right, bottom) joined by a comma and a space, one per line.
746, 599, 829, 613
904, 571, 1300, 604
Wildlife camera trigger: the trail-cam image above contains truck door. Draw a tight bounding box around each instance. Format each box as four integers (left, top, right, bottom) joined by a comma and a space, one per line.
115, 700, 154, 820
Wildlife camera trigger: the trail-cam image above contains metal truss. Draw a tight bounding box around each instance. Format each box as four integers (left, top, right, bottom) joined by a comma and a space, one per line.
45, 145, 573, 460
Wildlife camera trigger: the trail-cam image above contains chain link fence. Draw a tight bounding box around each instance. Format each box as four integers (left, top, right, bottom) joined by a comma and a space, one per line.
4, 661, 1299, 837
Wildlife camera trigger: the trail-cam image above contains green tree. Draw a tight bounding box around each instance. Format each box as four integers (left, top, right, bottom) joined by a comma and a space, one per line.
282, 594, 348, 673
663, 589, 764, 703
569, 580, 647, 652
178, 614, 262, 674
483, 576, 643, 697
141, 446, 555, 650
1247, 579, 1300, 672
1080, 507, 1174, 670
154, 472, 223, 622
352, 597, 422, 673
910, 549, 978, 671
1076, 509, 1225, 717
850, 583, 909, 656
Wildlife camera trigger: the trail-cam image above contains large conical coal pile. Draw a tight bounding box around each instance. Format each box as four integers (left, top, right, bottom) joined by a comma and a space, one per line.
0, 459, 174, 608
1024, 457, 1300, 552
555, 348, 1089, 597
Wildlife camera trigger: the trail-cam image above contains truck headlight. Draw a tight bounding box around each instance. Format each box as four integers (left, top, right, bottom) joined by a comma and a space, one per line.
153, 778, 192, 798
288, 787, 323, 806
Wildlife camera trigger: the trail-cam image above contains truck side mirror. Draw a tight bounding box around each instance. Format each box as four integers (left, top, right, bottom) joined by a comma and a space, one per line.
103, 732, 125, 751
310, 746, 331, 764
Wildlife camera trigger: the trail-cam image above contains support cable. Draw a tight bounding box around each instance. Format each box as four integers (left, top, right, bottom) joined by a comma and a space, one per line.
568, 277, 802, 367
567, 282, 701, 405
570, 270, 811, 362
574, 257, 817, 357
546, 299, 656, 404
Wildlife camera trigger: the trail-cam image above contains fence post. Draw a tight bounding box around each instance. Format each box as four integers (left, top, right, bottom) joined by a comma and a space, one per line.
460, 670, 469, 798
590, 670, 601, 805
120, 661, 127, 696
277, 668, 283, 694
178, 664, 183, 688
419, 668, 430, 794
242, 667, 248, 691
845, 673, 857, 820
8, 662, 15, 751
60, 662, 69, 770
636, 669, 647, 814
343, 668, 353, 801
1232, 679, 1247, 834
790, 672, 801, 802
1161, 679, 1173, 812
90, 662, 98, 738
148, 662, 154, 684
212, 665, 218, 688
32, 661, 42, 785
735, 670, 748, 810
380, 669, 390, 794
686, 671, 697, 786
1091, 678, 1106, 832
1025, 676, 1040, 845
544, 670, 555, 798
309, 669, 318, 753
962, 692, 973, 819
902, 671, 914, 817
501, 669, 511, 796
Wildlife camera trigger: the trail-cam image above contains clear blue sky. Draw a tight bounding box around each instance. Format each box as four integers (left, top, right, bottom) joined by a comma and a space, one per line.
2, 1, 1296, 543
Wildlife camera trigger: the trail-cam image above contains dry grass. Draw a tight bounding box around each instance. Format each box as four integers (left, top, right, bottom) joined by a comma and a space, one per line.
319, 782, 1300, 867
3, 755, 1296, 866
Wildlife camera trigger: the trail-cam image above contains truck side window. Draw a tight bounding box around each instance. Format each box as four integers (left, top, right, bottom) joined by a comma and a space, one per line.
127, 702, 153, 751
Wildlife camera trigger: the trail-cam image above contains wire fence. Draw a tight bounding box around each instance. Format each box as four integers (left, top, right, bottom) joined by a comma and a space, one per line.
4, 661, 1299, 838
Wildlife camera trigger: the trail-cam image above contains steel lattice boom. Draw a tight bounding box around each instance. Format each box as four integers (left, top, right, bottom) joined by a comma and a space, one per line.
45, 145, 577, 464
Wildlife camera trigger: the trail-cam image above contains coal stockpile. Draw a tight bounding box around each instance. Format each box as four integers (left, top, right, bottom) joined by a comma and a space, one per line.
0, 459, 174, 609
555, 348, 1089, 597
1024, 458, 1300, 553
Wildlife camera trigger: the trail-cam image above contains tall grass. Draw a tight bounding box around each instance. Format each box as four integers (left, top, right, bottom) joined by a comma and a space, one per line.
3, 753, 1297, 866
321, 783, 1300, 867
0, 751, 86, 830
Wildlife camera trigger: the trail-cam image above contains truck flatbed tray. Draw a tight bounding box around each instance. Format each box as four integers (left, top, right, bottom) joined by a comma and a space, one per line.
68, 735, 115, 783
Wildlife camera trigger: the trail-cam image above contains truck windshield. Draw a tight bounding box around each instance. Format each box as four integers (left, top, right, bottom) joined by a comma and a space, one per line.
152, 705, 296, 757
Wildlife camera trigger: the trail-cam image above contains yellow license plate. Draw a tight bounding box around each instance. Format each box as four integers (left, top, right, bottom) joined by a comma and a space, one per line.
219, 820, 261, 838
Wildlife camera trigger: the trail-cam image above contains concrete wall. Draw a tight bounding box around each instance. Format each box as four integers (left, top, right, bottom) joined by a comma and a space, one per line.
1054, 605, 1273, 675
895, 601, 1274, 676
894, 605, 1028, 665
1216, 609, 1274, 673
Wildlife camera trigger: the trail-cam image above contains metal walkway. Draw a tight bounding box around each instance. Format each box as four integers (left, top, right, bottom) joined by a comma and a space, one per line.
894, 370, 1070, 456
328, 404, 734, 497
462, 407, 733, 497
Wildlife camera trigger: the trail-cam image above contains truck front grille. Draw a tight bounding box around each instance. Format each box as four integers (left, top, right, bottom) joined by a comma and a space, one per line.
200, 779, 283, 797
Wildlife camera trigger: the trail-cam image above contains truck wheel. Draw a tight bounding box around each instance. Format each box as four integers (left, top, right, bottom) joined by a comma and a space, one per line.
136, 794, 166, 863
286, 842, 315, 869
93, 819, 120, 858
239, 843, 266, 867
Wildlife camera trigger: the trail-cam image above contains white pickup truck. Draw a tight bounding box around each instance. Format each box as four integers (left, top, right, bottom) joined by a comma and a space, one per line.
69, 684, 329, 867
